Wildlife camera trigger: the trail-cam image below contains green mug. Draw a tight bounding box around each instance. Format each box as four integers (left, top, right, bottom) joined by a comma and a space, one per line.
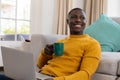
54, 42, 64, 56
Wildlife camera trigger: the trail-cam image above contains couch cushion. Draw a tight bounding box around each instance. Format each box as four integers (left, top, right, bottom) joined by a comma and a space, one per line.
97, 52, 120, 75
84, 14, 120, 52
91, 73, 117, 80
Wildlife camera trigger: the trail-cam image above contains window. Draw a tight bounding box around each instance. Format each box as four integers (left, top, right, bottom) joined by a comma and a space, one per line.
0, 0, 31, 41
107, 0, 120, 17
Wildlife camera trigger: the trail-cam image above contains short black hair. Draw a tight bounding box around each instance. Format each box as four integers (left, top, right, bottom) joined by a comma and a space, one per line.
67, 8, 86, 19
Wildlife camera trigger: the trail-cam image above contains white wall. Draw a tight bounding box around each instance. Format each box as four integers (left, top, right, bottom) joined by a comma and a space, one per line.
107, 0, 120, 17
30, 0, 84, 34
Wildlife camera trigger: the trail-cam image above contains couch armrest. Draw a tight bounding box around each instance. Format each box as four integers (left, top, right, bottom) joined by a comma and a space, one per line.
96, 52, 120, 76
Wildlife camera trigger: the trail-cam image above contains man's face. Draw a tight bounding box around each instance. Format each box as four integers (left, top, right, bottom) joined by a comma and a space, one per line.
67, 10, 87, 35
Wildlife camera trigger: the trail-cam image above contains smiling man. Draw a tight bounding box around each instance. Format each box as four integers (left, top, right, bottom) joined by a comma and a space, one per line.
67, 8, 87, 35
37, 8, 101, 80
0, 8, 101, 80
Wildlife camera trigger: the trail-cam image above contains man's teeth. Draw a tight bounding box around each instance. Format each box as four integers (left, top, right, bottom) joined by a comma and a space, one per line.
75, 25, 81, 27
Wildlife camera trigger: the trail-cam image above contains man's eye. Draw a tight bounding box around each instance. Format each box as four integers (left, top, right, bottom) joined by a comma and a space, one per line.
81, 16, 85, 20
71, 16, 76, 19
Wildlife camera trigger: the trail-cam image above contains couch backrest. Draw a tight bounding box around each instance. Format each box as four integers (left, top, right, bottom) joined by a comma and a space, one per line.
111, 17, 120, 24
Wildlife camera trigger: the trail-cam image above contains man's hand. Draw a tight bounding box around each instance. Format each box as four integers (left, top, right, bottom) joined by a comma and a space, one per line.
44, 78, 53, 80
44, 44, 54, 55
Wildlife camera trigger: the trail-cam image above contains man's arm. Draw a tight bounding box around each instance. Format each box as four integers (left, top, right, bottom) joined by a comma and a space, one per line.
53, 42, 101, 80
37, 44, 54, 69
53, 57, 100, 80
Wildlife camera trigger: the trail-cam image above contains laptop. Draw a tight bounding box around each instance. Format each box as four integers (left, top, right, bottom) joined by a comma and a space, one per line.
1, 46, 52, 80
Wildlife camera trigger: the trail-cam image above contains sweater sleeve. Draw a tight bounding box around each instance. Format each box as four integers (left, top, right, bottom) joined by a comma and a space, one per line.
37, 49, 53, 69
53, 42, 101, 80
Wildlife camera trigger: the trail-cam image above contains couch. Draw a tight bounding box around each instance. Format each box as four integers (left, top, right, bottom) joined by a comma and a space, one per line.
30, 34, 120, 80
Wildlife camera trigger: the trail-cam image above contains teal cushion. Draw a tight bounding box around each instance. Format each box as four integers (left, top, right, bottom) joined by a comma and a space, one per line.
84, 14, 120, 52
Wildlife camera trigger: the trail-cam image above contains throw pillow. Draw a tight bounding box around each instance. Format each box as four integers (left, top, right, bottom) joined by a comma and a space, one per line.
84, 14, 120, 52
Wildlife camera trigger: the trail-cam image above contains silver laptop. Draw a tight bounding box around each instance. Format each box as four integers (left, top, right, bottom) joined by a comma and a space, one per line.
1, 46, 51, 80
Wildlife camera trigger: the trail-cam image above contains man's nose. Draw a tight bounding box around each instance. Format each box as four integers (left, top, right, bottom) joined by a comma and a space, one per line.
76, 17, 81, 22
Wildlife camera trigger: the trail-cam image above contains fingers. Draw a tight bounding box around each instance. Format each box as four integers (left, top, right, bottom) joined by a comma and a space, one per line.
44, 44, 54, 55
47, 44, 53, 49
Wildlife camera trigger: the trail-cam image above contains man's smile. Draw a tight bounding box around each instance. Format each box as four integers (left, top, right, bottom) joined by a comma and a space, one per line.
74, 24, 82, 28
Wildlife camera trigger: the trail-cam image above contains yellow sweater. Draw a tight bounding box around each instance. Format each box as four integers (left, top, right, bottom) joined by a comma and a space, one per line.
37, 34, 101, 80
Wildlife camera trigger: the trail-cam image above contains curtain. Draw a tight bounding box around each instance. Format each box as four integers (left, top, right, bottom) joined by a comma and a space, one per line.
84, 0, 107, 26
56, 0, 73, 35
30, 0, 57, 34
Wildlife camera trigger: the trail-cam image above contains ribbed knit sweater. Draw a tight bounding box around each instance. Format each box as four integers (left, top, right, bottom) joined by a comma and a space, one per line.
37, 34, 101, 80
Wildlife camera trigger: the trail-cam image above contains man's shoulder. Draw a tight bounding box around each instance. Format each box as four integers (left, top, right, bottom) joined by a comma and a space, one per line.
87, 35, 100, 44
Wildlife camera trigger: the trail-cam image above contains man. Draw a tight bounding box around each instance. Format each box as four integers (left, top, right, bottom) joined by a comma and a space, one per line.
37, 8, 101, 80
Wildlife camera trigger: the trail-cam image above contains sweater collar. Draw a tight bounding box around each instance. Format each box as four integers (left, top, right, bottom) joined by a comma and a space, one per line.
69, 34, 88, 38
